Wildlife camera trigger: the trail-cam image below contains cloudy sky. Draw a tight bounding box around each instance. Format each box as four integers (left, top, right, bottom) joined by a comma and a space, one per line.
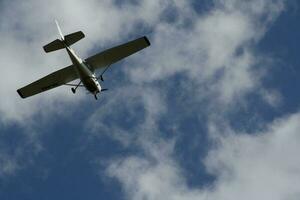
1, 0, 300, 199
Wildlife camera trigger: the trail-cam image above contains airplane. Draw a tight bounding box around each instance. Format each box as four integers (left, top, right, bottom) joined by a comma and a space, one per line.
17, 21, 150, 100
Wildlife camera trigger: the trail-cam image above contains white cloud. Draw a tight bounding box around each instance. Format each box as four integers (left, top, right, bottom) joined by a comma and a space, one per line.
0, 0, 283, 123
0, 154, 19, 177
205, 112, 300, 200
126, 0, 284, 108
107, 111, 300, 200
260, 88, 283, 107
0, 0, 292, 197
0, 0, 283, 121
85, 85, 166, 147
0, 126, 42, 179
85, 1, 300, 200
0, 0, 173, 124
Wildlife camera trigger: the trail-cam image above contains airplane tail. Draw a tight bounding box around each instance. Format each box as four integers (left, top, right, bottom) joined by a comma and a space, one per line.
43, 20, 85, 53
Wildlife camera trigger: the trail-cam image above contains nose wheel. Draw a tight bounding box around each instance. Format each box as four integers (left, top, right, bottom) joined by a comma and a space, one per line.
71, 88, 76, 94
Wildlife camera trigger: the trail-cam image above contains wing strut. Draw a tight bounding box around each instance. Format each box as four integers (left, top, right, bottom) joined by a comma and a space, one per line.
63, 81, 83, 93
97, 65, 111, 82
71, 81, 82, 94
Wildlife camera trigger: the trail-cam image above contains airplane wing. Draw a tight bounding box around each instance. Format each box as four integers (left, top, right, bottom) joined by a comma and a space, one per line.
85, 36, 150, 71
17, 65, 78, 98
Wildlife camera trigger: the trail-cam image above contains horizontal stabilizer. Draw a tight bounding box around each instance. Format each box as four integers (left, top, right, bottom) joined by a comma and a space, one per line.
43, 31, 85, 53
43, 39, 65, 53
64, 31, 85, 46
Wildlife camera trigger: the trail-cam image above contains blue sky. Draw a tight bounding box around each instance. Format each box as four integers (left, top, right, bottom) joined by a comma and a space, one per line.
0, 1, 300, 200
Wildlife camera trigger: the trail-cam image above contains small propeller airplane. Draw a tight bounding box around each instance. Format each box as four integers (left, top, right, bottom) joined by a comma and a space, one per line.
17, 21, 150, 100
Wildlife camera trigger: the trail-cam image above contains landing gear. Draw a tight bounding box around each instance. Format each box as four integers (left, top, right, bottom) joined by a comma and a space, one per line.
97, 65, 111, 82
70, 81, 82, 94
94, 94, 98, 100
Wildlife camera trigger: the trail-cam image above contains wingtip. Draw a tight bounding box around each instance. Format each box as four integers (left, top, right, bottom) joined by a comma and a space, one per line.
17, 89, 25, 99
43, 46, 49, 53
143, 36, 151, 46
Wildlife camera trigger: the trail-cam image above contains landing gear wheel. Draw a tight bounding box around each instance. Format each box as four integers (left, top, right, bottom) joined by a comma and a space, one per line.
71, 88, 76, 94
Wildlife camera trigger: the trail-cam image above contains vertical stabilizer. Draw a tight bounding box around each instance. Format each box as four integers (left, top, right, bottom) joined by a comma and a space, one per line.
43, 20, 85, 53
55, 20, 64, 40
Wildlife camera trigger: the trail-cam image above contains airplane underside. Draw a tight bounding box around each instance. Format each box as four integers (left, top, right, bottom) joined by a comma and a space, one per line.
17, 20, 150, 99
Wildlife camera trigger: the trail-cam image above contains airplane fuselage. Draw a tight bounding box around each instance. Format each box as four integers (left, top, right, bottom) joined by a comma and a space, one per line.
16, 21, 150, 99
65, 46, 101, 97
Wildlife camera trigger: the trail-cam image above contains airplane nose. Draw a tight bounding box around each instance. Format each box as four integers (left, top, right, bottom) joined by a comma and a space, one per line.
94, 90, 100, 97
94, 85, 101, 94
